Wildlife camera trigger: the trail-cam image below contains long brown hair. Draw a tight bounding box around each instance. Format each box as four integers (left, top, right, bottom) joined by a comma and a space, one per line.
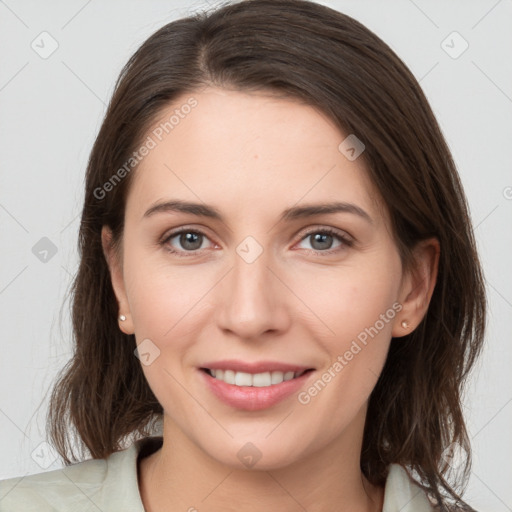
47, 1, 486, 509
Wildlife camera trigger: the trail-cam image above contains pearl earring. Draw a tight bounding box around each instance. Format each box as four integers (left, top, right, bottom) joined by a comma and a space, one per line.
401, 320, 409, 329
119, 315, 126, 322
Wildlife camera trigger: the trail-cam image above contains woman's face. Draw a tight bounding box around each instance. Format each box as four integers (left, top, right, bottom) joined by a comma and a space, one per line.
103, 87, 431, 470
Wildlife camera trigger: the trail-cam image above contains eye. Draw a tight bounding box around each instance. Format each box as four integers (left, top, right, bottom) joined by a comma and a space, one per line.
295, 227, 353, 255
160, 226, 353, 258
161, 228, 214, 257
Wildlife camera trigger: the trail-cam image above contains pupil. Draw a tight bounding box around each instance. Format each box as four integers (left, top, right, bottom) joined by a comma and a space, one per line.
312, 233, 332, 250
181, 232, 202, 250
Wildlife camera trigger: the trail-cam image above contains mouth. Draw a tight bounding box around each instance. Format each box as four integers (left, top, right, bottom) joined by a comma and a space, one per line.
199, 365, 316, 411
200, 367, 314, 387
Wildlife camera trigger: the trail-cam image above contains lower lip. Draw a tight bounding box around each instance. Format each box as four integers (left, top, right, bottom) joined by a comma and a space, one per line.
199, 369, 314, 411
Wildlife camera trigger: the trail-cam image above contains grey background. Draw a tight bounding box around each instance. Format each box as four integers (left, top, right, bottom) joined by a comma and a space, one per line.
0, 0, 511, 510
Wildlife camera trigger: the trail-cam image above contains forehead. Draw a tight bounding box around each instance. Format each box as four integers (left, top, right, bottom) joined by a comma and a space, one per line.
126, 87, 384, 225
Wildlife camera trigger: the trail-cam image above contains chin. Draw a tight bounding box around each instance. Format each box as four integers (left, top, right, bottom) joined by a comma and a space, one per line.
196, 433, 311, 472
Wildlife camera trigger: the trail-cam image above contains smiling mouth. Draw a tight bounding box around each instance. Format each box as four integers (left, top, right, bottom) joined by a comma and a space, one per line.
200, 368, 314, 387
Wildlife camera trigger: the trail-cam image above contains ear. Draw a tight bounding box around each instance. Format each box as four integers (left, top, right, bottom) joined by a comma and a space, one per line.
392, 237, 440, 337
101, 226, 135, 335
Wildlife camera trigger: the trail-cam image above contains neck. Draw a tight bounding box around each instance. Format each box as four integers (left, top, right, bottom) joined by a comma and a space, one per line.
138, 413, 384, 512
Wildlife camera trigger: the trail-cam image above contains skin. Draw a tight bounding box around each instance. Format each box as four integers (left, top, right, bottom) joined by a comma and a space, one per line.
102, 87, 439, 512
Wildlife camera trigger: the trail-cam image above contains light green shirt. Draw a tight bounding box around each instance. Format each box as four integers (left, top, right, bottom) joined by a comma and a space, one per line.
0, 436, 435, 511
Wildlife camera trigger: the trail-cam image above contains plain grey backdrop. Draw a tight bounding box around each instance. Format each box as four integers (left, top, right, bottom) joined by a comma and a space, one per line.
0, 0, 511, 510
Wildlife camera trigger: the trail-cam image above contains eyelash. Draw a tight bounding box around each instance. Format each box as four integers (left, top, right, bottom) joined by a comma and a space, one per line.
160, 226, 354, 258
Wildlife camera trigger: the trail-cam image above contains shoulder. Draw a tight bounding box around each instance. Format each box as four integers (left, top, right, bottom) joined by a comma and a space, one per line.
383, 464, 437, 512
0, 458, 109, 512
0, 437, 162, 512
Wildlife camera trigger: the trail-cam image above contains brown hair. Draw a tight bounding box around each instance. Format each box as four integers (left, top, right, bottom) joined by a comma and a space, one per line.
47, 0, 486, 509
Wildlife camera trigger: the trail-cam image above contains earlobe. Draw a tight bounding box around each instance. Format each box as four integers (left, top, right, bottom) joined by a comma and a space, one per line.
101, 226, 135, 335
392, 238, 440, 338
117, 313, 134, 335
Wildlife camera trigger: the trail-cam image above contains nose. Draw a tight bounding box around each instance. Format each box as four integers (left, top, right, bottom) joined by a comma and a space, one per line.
215, 245, 291, 340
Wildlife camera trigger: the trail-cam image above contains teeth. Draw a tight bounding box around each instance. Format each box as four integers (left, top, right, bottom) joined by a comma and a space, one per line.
209, 369, 304, 387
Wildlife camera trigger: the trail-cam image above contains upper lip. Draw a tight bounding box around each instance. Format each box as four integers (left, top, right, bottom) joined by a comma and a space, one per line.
200, 359, 314, 374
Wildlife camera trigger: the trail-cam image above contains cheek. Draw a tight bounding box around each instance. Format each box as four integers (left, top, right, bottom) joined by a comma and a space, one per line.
122, 255, 215, 411
290, 254, 401, 409
289, 256, 402, 345
125, 257, 212, 341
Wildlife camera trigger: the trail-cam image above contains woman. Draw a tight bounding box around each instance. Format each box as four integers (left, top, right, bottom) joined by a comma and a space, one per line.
0, 0, 486, 510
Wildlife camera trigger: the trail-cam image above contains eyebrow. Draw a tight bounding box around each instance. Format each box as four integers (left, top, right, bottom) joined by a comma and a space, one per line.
143, 199, 373, 224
